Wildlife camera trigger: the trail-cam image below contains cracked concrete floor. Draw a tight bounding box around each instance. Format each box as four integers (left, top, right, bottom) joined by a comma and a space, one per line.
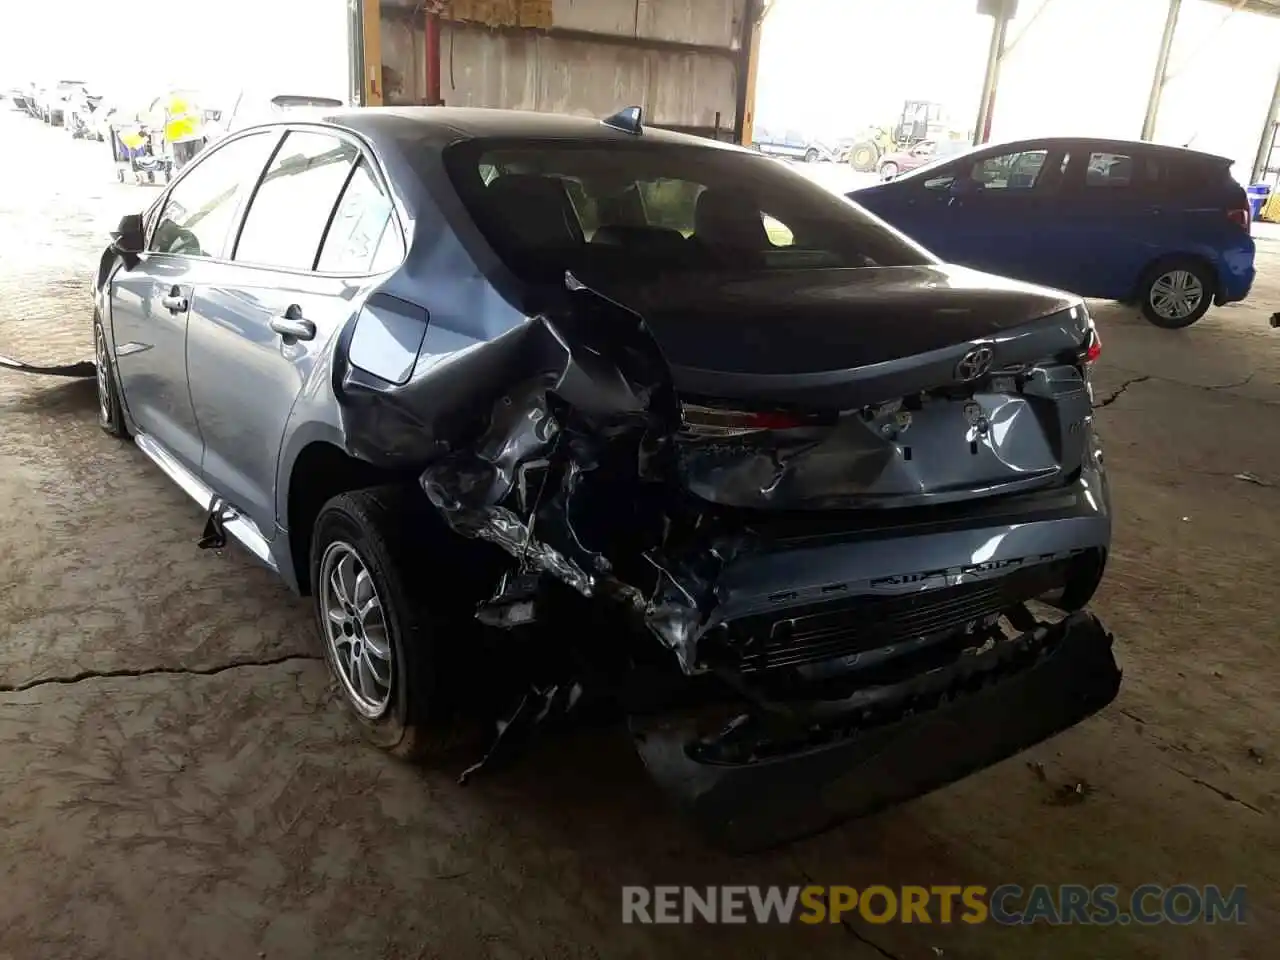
1, 107, 1278, 960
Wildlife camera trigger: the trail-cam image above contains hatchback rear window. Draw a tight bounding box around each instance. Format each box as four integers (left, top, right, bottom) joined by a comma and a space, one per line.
1144, 153, 1234, 192
442, 139, 932, 283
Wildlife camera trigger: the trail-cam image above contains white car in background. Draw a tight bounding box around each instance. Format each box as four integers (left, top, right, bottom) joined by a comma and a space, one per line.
207, 92, 347, 141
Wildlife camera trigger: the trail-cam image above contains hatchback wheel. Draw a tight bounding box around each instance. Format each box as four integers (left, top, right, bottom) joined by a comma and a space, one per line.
310, 486, 467, 761
94, 315, 128, 438
1139, 259, 1214, 328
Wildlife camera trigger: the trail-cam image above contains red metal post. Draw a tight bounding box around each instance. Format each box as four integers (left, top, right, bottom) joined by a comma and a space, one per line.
424, 11, 442, 106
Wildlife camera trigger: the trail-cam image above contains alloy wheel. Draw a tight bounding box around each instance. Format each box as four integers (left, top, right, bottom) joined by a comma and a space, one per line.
320, 541, 394, 718
94, 324, 111, 425
1149, 270, 1205, 322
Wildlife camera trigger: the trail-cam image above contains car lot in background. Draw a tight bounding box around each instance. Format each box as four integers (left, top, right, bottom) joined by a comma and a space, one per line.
751, 125, 837, 162
851, 137, 1256, 328
877, 137, 971, 180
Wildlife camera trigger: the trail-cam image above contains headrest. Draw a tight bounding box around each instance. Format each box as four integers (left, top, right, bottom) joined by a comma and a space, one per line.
485, 174, 584, 247
694, 187, 768, 249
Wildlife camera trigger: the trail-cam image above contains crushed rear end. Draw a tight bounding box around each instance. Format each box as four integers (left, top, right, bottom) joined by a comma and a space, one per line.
339, 259, 1119, 848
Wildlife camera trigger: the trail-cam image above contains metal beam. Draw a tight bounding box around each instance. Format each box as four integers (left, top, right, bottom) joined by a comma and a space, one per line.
973, 6, 1012, 145
1251, 63, 1280, 184
735, 0, 767, 145
360, 0, 384, 105
1141, 0, 1182, 140
424, 10, 443, 105
1003, 0, 1055, 55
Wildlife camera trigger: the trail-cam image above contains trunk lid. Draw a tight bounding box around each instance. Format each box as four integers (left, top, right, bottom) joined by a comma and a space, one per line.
592, 265, 1096, 511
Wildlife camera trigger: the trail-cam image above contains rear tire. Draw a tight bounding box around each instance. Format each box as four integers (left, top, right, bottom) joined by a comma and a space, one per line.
1138, 257, 1215, 329
94, 315, 128, 438
310, 486, 473, 762
880, 161, 900, 180
804, 148, 819, 163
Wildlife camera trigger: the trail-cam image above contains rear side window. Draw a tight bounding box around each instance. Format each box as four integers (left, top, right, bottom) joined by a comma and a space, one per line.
150, 132, 275, 257
1144, 153, 1233, 194
1085, 152, 1134, 188
317, 158, 404, 274
234, 131, 358, 270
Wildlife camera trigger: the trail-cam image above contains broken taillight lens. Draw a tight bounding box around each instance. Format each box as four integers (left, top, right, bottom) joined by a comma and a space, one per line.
679, 403, 822, 438
1084, 328, 1102, 364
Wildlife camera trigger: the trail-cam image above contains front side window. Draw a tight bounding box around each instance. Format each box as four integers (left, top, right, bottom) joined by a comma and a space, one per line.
149, 132, 275, 257
972, 149, 1048, 190
316, 158, 404, 274
443, 140, 932, 283
234, 131, 358, 270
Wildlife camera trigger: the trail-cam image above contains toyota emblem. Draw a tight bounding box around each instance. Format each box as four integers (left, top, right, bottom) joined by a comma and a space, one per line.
954, 346, 994, 382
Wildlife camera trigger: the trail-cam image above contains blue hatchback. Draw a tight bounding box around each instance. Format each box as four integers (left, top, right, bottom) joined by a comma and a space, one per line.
849, 137, 1256, 328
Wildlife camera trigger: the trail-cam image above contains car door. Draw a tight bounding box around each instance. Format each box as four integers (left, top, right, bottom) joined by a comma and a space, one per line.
108, 129, 279, 473
1040, 145, 1157, 298
186, 128, 405, 536
922, 144, 1069, 283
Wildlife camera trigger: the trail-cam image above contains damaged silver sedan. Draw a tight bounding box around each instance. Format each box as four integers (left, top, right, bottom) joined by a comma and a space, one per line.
74, 105, 1119, 849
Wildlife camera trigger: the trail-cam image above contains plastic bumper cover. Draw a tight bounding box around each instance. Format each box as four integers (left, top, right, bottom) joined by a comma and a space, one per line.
630, 609, 1120, 852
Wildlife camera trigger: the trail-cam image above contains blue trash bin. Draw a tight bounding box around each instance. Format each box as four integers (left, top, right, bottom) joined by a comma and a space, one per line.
1247, 183, 1270, 221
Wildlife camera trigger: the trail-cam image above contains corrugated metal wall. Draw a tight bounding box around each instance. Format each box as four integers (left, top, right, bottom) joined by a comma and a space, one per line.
381, 0, 746, 137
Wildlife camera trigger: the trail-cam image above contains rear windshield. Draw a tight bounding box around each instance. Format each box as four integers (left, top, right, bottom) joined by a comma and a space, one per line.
443, 138, 932, 283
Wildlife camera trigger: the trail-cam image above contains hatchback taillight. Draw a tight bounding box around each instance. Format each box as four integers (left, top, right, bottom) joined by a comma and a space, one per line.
1228, 206, 1251, 229
1077, 325, 1101, 366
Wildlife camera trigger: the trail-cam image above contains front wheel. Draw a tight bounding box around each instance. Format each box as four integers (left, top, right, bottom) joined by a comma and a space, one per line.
94, 315, 128, 438
310, 487, 469, 761
1138, 259, 1214, 328
879, 161, 900, 180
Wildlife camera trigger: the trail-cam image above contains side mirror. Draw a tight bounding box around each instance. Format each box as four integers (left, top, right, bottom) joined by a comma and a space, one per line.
111, 213, 145, 258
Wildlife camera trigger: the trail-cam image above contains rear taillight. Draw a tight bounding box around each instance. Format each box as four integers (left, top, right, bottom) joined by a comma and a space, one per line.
680, 403, 822, 438
1078, 325, 1101, 366
1228, 206, 1251, 229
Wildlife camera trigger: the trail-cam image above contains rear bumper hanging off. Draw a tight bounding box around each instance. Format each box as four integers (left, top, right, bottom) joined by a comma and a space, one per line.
0, 354, 95, 378
630, 610, 1121, 852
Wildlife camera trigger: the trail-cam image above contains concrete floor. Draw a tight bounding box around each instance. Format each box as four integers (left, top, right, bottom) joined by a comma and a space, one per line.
0, 106, 1277, 960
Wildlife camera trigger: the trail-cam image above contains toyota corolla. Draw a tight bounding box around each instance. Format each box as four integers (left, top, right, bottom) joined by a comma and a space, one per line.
26, 105, 1122, 849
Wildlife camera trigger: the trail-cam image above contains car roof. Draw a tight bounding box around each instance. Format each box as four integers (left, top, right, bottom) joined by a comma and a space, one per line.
316, 106, 740, 153
980, 136, 1232, 165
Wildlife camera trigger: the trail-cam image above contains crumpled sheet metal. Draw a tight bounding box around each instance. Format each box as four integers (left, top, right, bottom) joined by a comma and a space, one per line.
422, 484, 598, 599
416, 282, 718, 673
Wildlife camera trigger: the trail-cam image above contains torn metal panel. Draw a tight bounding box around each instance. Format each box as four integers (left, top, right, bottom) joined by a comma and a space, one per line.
0, 354, 96, 378
412, 278, 726, 671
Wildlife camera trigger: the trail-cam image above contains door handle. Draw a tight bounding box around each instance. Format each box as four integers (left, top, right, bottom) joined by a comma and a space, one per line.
161, 285, 188, 313
269, 305, 315, 342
